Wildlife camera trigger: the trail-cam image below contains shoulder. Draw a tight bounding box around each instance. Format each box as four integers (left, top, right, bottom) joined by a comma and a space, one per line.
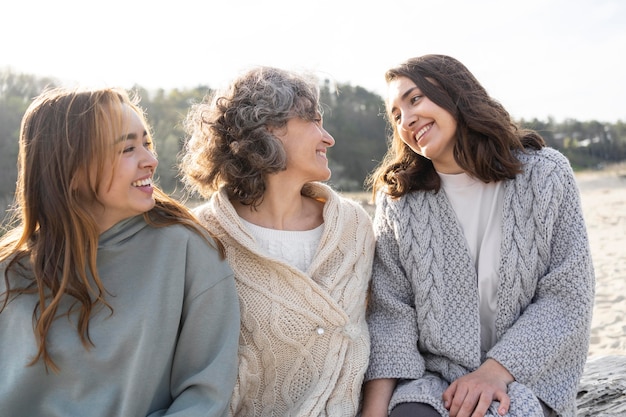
191, 192, 229, 229
192, 201, 213, 223
513, 147, 577, 192
155, 224, 232, 289
375, 188, 436, 215
508, 148, 582, 218
110, 219, 230, 288
517, 147, 574, 178
146, 221, 216, 252
336, 191, 372, 220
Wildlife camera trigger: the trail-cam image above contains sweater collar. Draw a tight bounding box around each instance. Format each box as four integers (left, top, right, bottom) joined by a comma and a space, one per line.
207, 181, 341, 252
98, 215, 148, 248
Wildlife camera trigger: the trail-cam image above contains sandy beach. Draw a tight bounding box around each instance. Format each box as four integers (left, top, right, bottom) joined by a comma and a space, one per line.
576, 164, 626, 357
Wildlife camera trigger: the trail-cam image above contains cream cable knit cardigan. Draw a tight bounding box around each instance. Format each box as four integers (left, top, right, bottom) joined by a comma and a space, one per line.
194, 182, 375, 417
365, 148, 595, 417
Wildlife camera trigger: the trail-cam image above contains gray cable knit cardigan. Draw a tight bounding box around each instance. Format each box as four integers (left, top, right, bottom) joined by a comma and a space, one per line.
365, 148, 595, 417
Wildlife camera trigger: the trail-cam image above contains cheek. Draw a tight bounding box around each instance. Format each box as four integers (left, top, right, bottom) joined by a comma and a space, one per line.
95, 168, 118, 198
398, 130, 416, 147
399, 136, 423, 156
441, 111, 458, 133
444, 124, 458, 145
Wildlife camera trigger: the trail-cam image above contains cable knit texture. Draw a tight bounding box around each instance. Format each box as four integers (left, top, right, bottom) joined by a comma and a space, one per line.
365, 148, 595, 417
194, 182, 375, 417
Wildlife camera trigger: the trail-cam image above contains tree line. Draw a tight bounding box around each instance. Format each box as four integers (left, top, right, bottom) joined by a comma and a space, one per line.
2, 69, 626, 215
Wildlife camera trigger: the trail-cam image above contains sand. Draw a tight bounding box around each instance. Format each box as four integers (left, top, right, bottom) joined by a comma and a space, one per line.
576, 164, 626, 357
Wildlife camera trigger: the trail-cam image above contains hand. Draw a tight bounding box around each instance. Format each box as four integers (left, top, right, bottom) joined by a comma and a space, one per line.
442, 359, 514, 417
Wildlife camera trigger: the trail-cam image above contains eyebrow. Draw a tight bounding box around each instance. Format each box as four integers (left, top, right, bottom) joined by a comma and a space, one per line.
115, 130, 148, 144
390, 86, 420, 114
401, 86, 419, 102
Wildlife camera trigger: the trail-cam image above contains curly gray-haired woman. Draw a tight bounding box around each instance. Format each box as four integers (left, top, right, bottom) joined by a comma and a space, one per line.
180, 66, 375, 417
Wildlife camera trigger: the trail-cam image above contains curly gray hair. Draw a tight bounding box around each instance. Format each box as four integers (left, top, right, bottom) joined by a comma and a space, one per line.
179, 66, 322, 207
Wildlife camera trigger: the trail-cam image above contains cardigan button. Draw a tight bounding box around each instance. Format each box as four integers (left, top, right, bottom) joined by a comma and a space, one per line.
316, 327, 325, 335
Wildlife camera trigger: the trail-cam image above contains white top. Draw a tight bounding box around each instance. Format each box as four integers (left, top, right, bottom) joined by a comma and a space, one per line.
240, 218, 324, 273
439, 172, 504, 353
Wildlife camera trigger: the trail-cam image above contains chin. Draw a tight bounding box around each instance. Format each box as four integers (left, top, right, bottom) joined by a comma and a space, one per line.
139, 200, 157, 214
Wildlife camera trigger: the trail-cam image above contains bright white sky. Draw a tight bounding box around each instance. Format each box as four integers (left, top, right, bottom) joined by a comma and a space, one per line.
2, 0, 624, 122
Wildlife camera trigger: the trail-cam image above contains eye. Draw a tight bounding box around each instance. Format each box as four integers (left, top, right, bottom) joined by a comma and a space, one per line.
392, 112, 401, 123
410, 94, 422, 105
123, 145, 135, 153
144, 139, 153, 150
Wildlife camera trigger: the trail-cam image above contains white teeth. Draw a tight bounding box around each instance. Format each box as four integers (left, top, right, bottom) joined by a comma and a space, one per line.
132, 178, 152, 187
416, 124, 431, 140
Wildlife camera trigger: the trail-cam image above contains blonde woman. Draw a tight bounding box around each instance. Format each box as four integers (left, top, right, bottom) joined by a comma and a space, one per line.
0, 87, 239, 417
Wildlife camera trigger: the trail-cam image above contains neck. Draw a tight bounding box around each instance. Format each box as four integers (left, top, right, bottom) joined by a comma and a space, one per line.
233, 178, 324, 231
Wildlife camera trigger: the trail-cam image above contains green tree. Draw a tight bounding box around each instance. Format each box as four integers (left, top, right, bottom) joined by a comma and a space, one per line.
138, 85, 211, 196
0, 70, 59, 214
320, 81, 388, 191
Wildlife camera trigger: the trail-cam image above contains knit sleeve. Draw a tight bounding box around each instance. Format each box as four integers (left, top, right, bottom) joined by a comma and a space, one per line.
365, 194, 425, 381
488, 149, 595, 414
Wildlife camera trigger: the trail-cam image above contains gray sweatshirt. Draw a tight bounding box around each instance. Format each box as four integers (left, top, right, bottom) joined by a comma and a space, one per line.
0, 215, 240, 417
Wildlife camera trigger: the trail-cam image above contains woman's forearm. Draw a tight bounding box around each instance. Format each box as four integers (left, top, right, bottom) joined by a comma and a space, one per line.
361, 378, 397, 417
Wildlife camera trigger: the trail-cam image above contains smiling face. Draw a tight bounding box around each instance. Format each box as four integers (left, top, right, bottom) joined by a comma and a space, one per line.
272, 114, 335, 183
388, 76, 461, 174
85, 104, 158, 232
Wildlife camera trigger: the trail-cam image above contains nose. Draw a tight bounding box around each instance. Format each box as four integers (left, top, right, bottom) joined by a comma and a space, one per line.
141, 147, 158, 170
400, 112, 418, 132
323, 128, 335, 147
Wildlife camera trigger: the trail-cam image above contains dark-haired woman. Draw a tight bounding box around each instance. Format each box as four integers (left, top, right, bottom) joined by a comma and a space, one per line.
361, 55, 594, 417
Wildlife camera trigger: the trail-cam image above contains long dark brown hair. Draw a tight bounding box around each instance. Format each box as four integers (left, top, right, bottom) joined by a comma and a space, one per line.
367, 54, 544, 199
0, 87, 223, 372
